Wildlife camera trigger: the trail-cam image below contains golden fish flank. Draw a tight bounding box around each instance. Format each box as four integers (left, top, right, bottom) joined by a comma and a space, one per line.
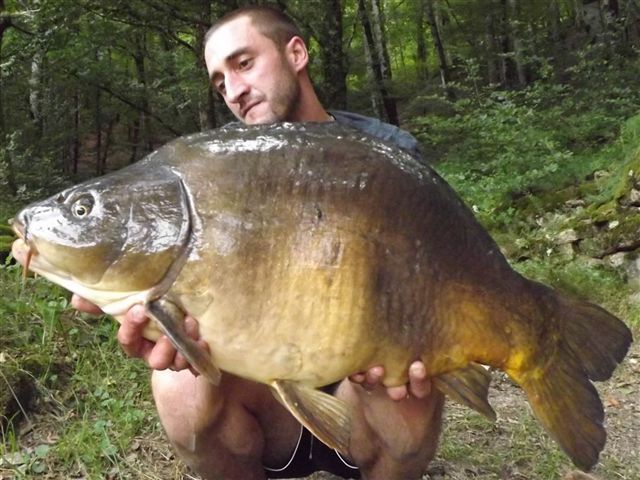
11, 122, 632, 471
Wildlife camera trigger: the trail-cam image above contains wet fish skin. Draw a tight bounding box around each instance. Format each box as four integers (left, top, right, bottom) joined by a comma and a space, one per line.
11, 122, 632, 471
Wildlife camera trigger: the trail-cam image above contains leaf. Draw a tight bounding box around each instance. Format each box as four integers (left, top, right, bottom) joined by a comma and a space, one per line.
34, 444, 50, 458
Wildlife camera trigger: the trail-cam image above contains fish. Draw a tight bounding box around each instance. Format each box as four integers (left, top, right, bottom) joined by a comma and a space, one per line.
10, 122, 632, 471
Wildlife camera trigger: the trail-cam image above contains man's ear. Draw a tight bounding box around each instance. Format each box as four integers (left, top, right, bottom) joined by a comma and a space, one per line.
285, 36, 309, 72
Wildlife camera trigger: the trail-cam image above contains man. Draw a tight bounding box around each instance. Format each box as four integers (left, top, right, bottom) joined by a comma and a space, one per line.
73, 6, 445, 480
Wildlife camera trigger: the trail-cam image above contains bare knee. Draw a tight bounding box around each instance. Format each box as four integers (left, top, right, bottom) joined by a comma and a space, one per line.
337, 380, 445, 479
151, 371, 290, 479
151, 369, 224, 451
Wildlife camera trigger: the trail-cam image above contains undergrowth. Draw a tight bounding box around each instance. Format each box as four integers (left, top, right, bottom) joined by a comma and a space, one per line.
0, 264, 160, 478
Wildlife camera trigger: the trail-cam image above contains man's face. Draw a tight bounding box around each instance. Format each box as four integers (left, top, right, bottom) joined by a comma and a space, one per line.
204, 16, 301, 125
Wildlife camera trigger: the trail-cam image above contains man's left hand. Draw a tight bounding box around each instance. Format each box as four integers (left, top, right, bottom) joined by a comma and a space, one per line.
349, 361, 431, 401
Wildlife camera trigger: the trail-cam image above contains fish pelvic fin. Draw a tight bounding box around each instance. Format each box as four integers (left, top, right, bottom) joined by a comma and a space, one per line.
271, 380, 351, 456
515, 289, 632, 471
146, 298, 221, 385
433, 363, 496, 421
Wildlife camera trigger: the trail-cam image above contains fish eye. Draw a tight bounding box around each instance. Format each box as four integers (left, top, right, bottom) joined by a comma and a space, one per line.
71, 196, 94, 218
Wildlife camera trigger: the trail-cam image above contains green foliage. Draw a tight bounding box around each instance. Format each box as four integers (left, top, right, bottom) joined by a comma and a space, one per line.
412, 49, 640, 233
0, 264, 158, 477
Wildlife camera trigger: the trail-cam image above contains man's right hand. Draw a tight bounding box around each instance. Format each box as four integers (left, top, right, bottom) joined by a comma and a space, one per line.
71, 294, 206, 374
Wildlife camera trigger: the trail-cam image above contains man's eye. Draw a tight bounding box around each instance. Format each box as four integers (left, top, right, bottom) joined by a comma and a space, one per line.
216, 82, 226, 94
238, 58, 252, 69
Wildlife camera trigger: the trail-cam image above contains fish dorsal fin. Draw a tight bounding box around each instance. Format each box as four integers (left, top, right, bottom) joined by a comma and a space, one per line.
271, 380, 352, 455
146, 297, 222, 385
433, 363, 496, 421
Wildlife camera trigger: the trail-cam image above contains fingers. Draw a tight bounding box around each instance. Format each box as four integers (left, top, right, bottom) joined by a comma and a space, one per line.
71, 294, 104, 315
349, 365, 385, 390
386, 385, 409, 401
350, 361, 432, 401
183, 315, 200, 339
408, 361, 431, 399
118, 310, 206, 375
117, 305, 154, 359
147, 336, 178, 370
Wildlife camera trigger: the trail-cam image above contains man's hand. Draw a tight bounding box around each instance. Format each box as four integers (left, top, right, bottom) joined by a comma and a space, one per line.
349, 361, 431, 401
71, 294, 206, 374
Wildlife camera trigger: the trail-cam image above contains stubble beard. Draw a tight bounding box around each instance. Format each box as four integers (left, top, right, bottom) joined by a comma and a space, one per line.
268, 68, 302, 123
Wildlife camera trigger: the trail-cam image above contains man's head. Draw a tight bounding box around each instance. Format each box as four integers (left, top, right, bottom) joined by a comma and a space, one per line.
204, 6, 328, 125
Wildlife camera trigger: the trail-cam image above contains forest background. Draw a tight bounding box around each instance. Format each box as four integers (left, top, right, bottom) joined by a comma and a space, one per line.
1, 0, 639, 478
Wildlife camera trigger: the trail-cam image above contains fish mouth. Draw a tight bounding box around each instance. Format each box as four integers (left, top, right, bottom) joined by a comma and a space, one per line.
9, 217, 25, 239
9, 219, 36, 277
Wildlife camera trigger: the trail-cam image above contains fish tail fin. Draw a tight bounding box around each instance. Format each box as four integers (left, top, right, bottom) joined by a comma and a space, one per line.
518, 353, 605, 471
516, 289, 632, 471
433, 363, 496, 421
554, 294, 632, 382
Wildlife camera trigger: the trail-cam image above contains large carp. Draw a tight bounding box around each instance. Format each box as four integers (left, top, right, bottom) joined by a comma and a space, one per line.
11, 122, 632, 471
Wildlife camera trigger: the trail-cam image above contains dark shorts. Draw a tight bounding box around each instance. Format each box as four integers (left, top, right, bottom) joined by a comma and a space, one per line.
264, 426, 361, 479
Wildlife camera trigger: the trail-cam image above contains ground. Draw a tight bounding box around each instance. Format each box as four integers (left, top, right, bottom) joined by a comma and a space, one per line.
1, 336, 637, 480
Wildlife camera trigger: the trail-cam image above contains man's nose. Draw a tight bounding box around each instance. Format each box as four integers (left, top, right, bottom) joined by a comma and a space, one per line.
225, 74, 249, 103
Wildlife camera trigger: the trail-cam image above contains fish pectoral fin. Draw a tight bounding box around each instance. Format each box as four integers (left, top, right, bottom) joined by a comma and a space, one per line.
146, 298, 221, 385
433, 363, 496, 421
271, 380, 351, 456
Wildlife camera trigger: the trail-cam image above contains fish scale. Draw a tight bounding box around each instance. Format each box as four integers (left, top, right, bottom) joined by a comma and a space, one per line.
10, 122, 632, 471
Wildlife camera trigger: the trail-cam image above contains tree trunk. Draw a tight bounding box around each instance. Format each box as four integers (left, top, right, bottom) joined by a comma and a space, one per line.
94, 84, 103, 175
370, 0, 398, 124
573, 0, 586, 29
133, 31, 152, 153
425, 0, 454, 99
0, 0, 16, 195
621, 0, 640, 45
71, 87, 80, 175
358, 0, 399, 125
415, 0, 429, 84
29, 50, 44, 135
129, 118, 140, 164
319, 0, 347, 109
485, 9, 500, 85
549, 0, 561, 43
196, 0, 216, 130
508, 0, 527, 87
0, 0, 7, 138
100, 115, 117, 171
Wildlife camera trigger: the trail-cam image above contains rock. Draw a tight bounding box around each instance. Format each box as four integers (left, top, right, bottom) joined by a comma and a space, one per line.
555, 228, 579, 245
629, 188, 640, 206
606, 252, 627, 268
565, 198, 586, 208
558, 243, 575, 259
604, 252, 640, 288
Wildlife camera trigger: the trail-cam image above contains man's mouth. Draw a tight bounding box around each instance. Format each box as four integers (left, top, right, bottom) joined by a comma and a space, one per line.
241, 101, 259, 118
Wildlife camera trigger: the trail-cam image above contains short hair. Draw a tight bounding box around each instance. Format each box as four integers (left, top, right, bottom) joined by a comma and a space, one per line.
204, 6, 304, 51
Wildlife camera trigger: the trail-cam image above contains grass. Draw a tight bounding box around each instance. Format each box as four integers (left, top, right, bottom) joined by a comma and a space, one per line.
0, 264, 172, 479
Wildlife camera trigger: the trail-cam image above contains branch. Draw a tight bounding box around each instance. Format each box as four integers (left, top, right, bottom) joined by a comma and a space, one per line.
79, 1, 197, 55
145, 0, 210, 28
69, 71, 181, 136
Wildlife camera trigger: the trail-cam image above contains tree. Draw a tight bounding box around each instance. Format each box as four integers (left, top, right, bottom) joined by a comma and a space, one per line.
425, 0, 454, 99
357, 0, 399, 125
